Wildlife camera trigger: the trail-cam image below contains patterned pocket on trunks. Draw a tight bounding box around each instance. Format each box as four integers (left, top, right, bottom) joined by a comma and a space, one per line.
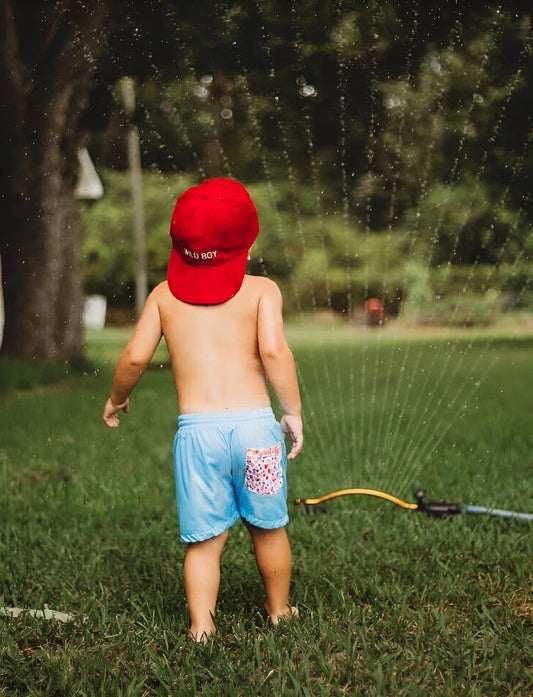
245, 442, 283, 495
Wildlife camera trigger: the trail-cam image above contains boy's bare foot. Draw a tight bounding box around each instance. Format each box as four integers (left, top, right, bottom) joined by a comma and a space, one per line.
189, 626, 215, 644
266, 604, 299, 625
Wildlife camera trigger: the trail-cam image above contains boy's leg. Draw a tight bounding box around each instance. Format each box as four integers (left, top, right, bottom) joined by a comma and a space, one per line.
244, 522, 296, 623
184, 529, 228, 641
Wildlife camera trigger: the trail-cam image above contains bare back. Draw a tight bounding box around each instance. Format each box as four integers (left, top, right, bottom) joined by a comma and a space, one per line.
156, 275, 273, 413
104, 269, 302, 456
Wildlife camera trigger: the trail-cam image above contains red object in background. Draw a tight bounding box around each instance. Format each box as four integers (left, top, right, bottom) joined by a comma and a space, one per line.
365, 298, 384, 326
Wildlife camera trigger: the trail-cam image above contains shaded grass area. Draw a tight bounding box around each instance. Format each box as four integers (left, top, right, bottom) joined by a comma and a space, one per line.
0, 358, 77, 393
1, 325, 532, 695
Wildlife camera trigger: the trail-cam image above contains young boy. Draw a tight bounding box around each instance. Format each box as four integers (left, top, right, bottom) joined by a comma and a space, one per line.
102, 178, 303, 642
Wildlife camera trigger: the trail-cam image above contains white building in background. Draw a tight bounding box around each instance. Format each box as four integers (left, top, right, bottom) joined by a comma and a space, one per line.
75, 148, 104, 200
83, 295, 107, 330
76, 149, 107, 330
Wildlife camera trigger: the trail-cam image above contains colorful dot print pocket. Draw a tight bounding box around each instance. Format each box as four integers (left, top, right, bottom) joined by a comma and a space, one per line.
245, 442, 283, 496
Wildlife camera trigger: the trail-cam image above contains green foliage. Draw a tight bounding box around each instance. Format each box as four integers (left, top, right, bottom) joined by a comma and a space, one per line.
91, 2, 532, 218
400, 180, 529, 267
400, 261, 533, 325
80, 171, 196, 302
80, 171, 532, 323
78, 1, 532, 327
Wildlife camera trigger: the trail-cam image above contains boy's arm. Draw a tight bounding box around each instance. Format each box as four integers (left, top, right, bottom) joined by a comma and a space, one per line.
258, 281, 303, 459
103, 290, 163, 428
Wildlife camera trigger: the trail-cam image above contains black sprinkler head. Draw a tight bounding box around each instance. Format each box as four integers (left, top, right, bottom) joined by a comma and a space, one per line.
414, 488, 462, 518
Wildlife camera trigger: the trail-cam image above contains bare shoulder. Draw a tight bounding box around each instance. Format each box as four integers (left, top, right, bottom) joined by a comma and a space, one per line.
150, 281, 173, 298
244, 275, 282, 300
147, 281, 175, 307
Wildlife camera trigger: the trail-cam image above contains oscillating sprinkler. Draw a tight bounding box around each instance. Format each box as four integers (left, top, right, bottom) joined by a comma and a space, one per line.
413, 488, 462, 518
295, 487, 533, 521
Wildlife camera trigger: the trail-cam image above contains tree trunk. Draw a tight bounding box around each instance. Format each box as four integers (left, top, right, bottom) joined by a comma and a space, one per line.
1, 116, 84, 360
0, 1, 114, 361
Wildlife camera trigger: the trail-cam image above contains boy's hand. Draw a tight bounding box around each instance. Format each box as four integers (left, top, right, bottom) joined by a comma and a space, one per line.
280, 414, 303, 460
103, 397, 130, 428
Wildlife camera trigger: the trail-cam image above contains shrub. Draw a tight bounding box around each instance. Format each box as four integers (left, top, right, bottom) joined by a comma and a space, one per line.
80, 171, 532, 323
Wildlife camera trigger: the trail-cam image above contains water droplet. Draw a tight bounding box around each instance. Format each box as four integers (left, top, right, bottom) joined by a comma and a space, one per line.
299, 84, 317, 98
192, 85, 209, 99
384, 95, 403, 109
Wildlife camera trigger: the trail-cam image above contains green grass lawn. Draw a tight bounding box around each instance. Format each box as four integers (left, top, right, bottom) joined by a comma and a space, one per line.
1, 321, 532, 696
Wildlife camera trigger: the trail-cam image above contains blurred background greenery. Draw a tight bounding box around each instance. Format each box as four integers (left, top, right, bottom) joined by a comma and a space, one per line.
79, 1, 532, 325
2, 0, 532, 363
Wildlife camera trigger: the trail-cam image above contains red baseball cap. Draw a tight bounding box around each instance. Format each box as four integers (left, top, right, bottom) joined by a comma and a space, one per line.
167, 178, 259, 304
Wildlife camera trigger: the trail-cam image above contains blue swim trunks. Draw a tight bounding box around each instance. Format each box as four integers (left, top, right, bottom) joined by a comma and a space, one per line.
173, 407, 289, 542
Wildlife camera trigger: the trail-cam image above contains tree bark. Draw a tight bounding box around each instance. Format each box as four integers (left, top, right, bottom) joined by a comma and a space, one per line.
0, 0, 114, 360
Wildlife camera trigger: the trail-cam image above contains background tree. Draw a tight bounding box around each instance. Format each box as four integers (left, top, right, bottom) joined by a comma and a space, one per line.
0, 0, 121, 360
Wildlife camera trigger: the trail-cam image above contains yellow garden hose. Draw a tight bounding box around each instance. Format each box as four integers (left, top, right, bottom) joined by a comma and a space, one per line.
295, 488, 419, 510
295, 487, 533, 520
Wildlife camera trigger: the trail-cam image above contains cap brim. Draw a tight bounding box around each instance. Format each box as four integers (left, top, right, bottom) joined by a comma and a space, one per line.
167, 246, 248, 304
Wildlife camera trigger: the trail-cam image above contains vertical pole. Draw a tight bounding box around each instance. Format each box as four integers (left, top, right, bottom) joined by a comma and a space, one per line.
121, 76, 147, 320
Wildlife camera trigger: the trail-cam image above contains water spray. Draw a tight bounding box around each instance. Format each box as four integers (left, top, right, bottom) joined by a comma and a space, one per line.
295, 487, 533, 521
